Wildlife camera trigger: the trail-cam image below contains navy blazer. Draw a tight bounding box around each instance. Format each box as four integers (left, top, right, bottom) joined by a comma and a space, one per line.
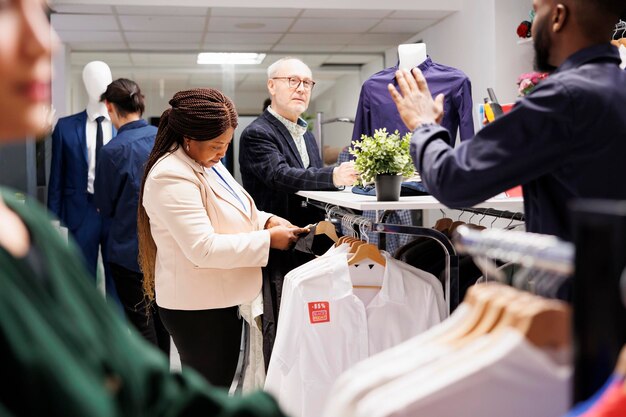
239, 110, 337, 226
48, 110, 115, 231
409, 44, 626, 240
94, 120, 156, 273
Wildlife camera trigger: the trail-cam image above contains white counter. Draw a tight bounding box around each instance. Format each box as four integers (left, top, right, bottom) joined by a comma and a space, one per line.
296, 188, 524, 212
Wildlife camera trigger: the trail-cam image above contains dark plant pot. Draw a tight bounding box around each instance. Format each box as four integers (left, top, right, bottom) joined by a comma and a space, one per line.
374, 173, 402, 201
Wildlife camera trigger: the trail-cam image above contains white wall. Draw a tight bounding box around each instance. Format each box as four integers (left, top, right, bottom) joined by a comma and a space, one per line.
309, 56, 384, 160
494, 1, 535, 104
52, 44, 72, 118
309, 72, 360, 151
405, 0, 534, 113
404, 0, 496, 132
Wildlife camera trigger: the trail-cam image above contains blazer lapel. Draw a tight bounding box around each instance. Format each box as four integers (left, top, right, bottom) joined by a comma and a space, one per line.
174, 147, 251, 220
203, 170, 252, 220
263, 111, 305, 168
76, 110, 88, 162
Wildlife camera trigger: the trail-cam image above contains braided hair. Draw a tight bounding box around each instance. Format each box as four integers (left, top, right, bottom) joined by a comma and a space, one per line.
138, 88, 238, 301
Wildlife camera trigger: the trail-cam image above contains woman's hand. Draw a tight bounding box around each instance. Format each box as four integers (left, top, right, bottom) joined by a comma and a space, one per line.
269, 225, 309, 250
264, 215, 293, 229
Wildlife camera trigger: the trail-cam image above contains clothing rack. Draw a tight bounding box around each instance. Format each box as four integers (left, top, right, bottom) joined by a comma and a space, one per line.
453, 225, 574, 275
308, 200, 460, 314
453, 205, 626, 405
460, 207, 525, 223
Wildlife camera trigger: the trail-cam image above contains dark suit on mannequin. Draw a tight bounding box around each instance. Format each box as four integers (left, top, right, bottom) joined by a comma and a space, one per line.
48, 110, 120, 305
239, 109, 336, 227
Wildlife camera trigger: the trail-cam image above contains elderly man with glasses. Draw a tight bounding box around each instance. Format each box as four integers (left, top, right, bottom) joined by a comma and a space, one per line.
240, 57, 357, 228
239, 57, 358, 367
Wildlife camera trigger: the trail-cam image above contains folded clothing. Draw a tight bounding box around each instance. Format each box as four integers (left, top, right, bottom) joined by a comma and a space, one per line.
352, 181, 429, 197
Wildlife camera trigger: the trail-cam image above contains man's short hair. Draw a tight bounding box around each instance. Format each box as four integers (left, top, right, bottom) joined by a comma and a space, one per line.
266, 57, 310, 79
572, 0, 625, 39
582, 0, 624, 17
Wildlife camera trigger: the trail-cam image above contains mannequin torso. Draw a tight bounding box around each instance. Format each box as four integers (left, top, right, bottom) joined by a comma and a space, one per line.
47, 60, 117, 287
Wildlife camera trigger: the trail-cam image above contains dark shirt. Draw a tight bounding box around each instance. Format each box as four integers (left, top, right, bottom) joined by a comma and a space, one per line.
352, 57, 475, 144
410, 44, 626, 240
94, 119, 156, 272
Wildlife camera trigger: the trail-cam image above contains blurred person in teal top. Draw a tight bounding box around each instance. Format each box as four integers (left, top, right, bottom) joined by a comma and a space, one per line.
0, 1, 286, 416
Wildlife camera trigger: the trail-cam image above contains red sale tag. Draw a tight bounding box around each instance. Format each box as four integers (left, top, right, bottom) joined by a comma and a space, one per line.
308, 301, 330, 324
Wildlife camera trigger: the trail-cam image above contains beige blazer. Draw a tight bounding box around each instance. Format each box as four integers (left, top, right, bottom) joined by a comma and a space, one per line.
143, 147, 273, 310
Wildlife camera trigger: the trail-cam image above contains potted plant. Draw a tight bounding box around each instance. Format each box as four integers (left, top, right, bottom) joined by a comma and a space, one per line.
350, 128, 415, 201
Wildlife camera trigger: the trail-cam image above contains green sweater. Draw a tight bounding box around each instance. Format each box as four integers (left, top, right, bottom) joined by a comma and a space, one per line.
0, 188, 286, 417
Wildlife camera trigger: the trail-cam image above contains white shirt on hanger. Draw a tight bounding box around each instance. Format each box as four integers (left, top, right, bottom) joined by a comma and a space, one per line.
355, 329, 572, 417
394, 259, 447, 319
86, 109, 112, 194
323, 303, 470, 417
265, 252, 442, 417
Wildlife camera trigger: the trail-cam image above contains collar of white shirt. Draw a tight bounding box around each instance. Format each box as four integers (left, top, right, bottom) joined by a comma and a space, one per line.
86, 107, 111, 122
267, 105, 308, 138
327, 252, 406, 305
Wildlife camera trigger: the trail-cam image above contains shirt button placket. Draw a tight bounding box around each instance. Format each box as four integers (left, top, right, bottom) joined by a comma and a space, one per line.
357, 300, 369, 360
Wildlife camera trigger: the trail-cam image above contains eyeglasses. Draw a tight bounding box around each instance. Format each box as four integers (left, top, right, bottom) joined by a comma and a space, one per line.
272, 77, 316, 91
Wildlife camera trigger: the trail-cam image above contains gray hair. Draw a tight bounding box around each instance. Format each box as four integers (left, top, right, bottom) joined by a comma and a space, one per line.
266, 57, 310, 79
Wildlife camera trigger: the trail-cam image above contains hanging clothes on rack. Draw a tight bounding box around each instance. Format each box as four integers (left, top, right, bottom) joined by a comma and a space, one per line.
323, 284, 573, 417
265, 251, 445, 417
324, 228, 576, 417
261, 224, 338, 370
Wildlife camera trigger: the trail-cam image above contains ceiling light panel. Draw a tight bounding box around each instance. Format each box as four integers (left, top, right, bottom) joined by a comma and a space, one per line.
197, 52, 267, 65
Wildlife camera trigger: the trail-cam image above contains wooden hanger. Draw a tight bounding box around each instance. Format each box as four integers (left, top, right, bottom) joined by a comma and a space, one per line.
433, 217, 453, 233
437, 284, 505, 344
448, 220, 466, 236
490, 291, 540, 337
432, 208, 453, 232
466, 223, 487, 231
336, 236, 353, 246
347, 243, 385, 290
349, 239, 366, 252
348, 243, 386, 267
511, 299, 571, 349
453, 287, 521, 346
314, 220, 339, 242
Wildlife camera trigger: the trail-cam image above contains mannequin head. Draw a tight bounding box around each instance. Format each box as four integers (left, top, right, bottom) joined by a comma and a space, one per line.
398, 43, 427, 70
82, 61, 112, 105
0, 0, 57, 142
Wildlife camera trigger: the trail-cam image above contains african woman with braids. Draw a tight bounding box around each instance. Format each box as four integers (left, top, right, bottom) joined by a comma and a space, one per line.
138, 88, 307, 387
